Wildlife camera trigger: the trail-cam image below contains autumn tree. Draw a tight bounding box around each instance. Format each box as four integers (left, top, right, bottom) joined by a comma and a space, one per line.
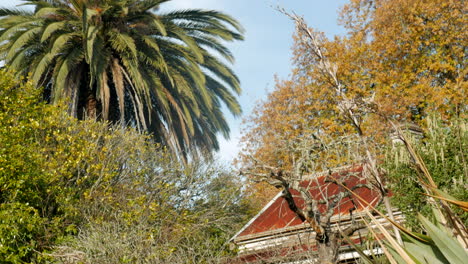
240, 0, 467, 262
243, 0, 466, 171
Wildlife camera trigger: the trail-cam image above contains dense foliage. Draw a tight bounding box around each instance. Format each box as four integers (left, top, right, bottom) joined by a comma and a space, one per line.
242, 0, 466, 164
52, 160, 254, 264
385, 116, 467, 230
240, 0, 466, 205
0, 70, 252, 263
0, 0, 244, 157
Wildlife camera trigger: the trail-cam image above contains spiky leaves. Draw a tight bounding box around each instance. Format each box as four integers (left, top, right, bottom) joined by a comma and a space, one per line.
0, 0, 243, 158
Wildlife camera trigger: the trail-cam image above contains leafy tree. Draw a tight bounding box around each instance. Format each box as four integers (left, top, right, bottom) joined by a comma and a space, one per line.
0, 70, 66, 262
339, 0, 466, 119
239, 0, 467, 262
0, 69, 254, 263
0, 0, 244, 157
241, 0, 466, 204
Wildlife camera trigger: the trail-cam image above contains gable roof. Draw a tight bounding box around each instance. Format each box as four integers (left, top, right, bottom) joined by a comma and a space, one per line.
232, 165, 381, 242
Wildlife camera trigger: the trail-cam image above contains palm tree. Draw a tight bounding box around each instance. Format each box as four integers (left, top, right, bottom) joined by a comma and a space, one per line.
0, 0, 243, 157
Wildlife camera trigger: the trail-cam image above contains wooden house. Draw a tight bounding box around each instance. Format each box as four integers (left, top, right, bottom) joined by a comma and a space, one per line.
230, 165, 403, 263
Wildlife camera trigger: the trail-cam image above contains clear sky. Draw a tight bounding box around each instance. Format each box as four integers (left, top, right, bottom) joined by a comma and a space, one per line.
0, 0, 347, 164
162, 0, 347, 164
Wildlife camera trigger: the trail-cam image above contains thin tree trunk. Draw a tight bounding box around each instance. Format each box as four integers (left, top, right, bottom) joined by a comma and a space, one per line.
316, 233, 339, 264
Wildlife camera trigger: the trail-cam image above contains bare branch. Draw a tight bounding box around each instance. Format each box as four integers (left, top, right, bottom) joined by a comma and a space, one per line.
341, 221, 366, 238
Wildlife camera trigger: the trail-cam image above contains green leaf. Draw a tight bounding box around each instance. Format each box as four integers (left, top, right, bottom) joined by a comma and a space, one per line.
41, 21, 67, 43
108, 31, 137, 58
418, 214, 468, 264
400, 232, 448, 264
85, 25, 98, 63
6, 27, 41, 62
31, 53, 53, 84
50, 32, 77, 54
34, 7, 61, 18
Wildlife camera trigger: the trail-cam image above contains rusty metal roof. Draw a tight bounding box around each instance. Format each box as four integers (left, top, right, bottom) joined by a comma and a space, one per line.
235, 165, 381, 238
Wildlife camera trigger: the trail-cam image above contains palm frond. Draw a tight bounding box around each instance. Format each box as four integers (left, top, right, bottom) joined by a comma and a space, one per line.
163, 9, 244, 36
0, 8, 33, 16
0, 20, 37, 43
108, 30, 137, 58
40, 21, 68, 42
6, 27, 42, 62
54, 47, 84, 102
0, 0, 244, 158
201, 52, 241, 93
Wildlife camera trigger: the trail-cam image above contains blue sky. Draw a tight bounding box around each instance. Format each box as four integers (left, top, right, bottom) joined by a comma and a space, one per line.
162, 0, 347, 164
0, 0, 347, 164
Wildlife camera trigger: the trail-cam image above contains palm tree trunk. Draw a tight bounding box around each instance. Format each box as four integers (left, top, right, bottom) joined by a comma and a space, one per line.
85, 94, 98, 120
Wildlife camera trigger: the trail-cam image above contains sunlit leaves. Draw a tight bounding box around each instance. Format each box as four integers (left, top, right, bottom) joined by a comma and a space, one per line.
0, 69, 253, 263
240, 0, 466, 205
0, 0, 244, 158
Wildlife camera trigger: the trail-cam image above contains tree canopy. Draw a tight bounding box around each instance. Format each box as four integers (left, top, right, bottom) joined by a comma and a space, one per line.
241, 0, 466, 172
0, 0, 244, 158
239, 1, 467, 260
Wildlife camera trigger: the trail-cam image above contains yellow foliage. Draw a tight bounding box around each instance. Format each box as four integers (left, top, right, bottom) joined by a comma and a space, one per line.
240, 0, 467, 205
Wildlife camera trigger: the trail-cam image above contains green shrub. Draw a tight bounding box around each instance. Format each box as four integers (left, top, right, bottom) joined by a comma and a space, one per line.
0, 203, 44, 263
0, 69, 253, 263
385, 115, 467, 230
